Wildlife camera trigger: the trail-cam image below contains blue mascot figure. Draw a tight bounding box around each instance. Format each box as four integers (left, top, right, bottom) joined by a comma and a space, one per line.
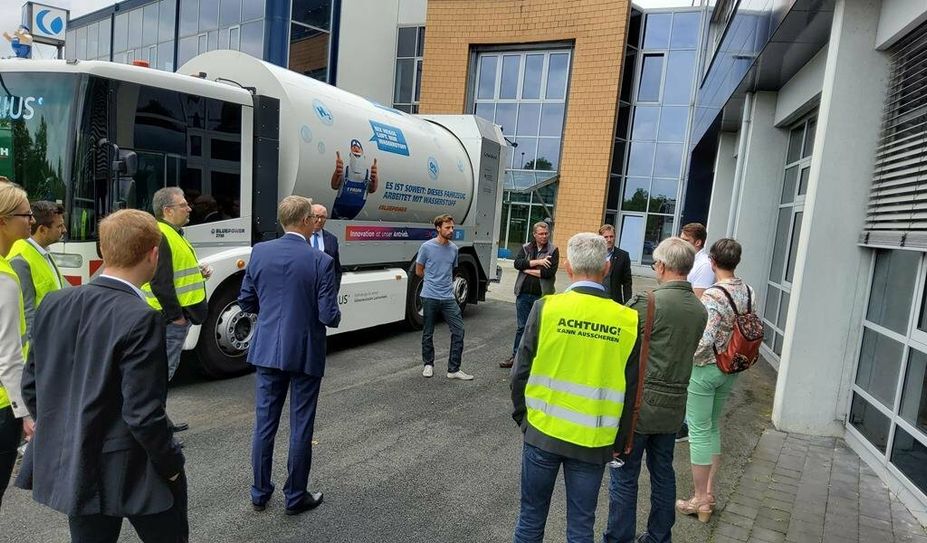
4, 25, 33, 59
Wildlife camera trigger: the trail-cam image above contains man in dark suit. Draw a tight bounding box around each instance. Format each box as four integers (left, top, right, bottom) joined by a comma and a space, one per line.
599, 224, 633, 304
18, 209, 187, 542
310, 203, 342, 290
239, 196, 341, 515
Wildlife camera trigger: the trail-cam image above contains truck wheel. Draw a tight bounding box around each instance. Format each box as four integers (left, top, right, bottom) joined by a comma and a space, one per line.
455, 255, 477, 313
196, 277, 255, 379
405, 270, 425, 330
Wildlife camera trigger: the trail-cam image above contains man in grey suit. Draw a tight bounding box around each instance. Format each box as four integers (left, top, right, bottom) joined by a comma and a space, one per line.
19, 209, 186, 542
240, 196, 341, 515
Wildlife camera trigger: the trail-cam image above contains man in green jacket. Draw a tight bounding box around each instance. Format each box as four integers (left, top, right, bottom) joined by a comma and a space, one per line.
604, 236, 707, 543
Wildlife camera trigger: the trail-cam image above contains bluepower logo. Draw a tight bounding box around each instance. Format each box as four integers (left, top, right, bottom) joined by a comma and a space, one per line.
0, 96, 43, 121
36, 9, 65, 36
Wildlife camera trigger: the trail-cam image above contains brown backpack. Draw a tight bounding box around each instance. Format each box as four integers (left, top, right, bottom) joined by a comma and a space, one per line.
710, 285, 763, 374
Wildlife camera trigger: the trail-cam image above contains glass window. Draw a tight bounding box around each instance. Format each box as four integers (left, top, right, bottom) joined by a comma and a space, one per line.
416, 27, 425, 57
781, 166, 798, 204
229, 26, 240, 49
638, 54, 664, 102
178, 36, 198, 66
662, 51, 695, 105
891, 427, 927, 495
798, 166, 811, 195
621, 50, 637, 101
516, 103, 540, 136
535, 139, 561, 171
500, 55, 520, 100
784, 211, 803, 283
158, 41, 174, 71
288, 24, 328, 81
643, 215, 675, 264
658, 106, 687, 142
769, 207, 790, 283
219, 0, 241, 27
622, 177, 649, 212
180, 0, 199, 37
803, 119, 816, 158
611, 140, 627, 175
849, 392, 890, 452
100, 18, 112, 58
75, 26, 87, 59
856, 328, 905, 407
632, 106, 659, 141
653, 143, 683, 178
397, 26, 416, 58
649, 178, 677, 214
241, 0, 264, 21
628, 10, 642, 48
495, 103, 517, 136
128, 9, 143, 49
867, 249, 919, 334
539, 103, 564, 137
545, 53, 569, 99
619, 215, 645, 262
415, 59, 422, 103
65, 30, 76, 57
901, 348, 927, 435
616, 104, 631, 139
114, 13, 129, 52
514, 138, 537, 169
474, 102, 494, 122
522, 54, 543, 100
143, 3, 159, 46
477, 55, 498, 100
777, 292, 790, 331
159, 0, 175, 42
199, 0, 220, 32
292, 0, 331, 30
86, 23, 99, 59
787, 124, 804, 163
240, 20, 263, 57
394, 58, 414, 104
764, 285, 780, 324
643, 13, 671, 49
628, 142, 655, 177
670, 12, 700, 49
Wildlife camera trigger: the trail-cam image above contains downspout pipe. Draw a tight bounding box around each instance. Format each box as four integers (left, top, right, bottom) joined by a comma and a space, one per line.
726, 92, 753, 237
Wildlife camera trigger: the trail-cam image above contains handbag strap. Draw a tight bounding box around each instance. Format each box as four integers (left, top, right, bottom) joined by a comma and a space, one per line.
708, 284, 743, 315
624, 291, 654, 455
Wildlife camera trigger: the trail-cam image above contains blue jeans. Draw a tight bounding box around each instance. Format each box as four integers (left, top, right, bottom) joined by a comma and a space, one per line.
514, 443, 605, 543
512, 293, 540, 356
604, 433, 677, 543
421, 297, 464, 373
165, 321, 191, 381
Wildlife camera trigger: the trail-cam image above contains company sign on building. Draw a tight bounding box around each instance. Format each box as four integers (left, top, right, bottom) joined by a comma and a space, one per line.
22, 2, 68, 46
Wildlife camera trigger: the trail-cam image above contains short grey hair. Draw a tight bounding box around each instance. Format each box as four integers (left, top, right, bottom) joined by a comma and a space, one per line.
152, 187, 184, 219
278, 195, 314, 227
567, 233, 608, 276
653, 237, 696, 274
533, 221, 549, 233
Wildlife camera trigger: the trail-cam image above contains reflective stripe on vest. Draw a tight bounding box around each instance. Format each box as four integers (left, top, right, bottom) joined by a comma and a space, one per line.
141, 222, 206, 311
525, 290, 638, 448
0, 257, 27, 411
8, 239, 64, 307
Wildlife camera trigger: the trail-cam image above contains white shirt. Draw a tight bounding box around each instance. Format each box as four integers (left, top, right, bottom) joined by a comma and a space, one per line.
0, 272, 27, 417
688, 248, 715, 289
284, 231, 307, 242
100, 274, 148, 302
28, 237, 62, 288
310, 230, 326, 252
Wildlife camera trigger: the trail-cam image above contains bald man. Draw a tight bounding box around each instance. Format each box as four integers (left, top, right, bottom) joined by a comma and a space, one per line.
309, 204, 342, 291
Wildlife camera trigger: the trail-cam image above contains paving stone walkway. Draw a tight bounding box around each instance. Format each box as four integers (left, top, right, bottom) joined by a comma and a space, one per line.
711, 430, 927, 543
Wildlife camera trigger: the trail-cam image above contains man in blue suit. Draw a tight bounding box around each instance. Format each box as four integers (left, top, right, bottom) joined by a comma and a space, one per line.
239, 195, 341, 516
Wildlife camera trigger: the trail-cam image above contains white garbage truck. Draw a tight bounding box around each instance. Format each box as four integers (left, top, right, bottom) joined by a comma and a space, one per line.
0, 51, 509, 377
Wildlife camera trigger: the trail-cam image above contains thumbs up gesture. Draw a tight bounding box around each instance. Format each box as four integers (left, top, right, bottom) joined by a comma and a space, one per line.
369, 158, 379, 194
331, 151, 344, 190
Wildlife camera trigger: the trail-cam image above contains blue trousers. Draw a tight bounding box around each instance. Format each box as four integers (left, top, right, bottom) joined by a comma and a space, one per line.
251, 365, 322, 509
514, 443, 605, 543
512, 293, 540, 356
604, 433, 677, 543
421, 297, 464, 373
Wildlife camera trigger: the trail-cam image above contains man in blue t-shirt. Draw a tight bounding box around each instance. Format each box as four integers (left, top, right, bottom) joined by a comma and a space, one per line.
415, 214, 473, 381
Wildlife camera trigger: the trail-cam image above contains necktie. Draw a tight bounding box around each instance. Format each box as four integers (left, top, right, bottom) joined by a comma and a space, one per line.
312, 233, 319, 249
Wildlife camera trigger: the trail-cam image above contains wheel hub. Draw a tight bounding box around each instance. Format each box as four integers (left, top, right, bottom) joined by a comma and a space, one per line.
454, 275, 470, 305
215, 302, 255, 356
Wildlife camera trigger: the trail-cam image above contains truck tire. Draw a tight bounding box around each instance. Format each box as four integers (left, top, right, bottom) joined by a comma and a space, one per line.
455, 254, 478, 313
196, 276, 255, 379
405, 270, 425, 330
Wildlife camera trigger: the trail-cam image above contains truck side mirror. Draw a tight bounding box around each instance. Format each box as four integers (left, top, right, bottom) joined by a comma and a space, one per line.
114, 177, 136, 210
113, 149, 138, 177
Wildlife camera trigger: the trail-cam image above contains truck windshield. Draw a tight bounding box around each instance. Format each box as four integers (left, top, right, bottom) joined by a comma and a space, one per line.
0, 72, 79, 205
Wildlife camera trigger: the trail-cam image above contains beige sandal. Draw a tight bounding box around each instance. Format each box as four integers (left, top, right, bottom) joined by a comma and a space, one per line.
675, 495, 715, 523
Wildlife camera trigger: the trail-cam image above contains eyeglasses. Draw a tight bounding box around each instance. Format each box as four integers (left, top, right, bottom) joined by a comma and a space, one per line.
164, 202, 190, 209
10, 212, 33, 218
650, 260, 661, 271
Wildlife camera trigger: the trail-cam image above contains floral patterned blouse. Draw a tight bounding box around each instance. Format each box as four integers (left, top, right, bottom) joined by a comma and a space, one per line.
693, 277, 757, 367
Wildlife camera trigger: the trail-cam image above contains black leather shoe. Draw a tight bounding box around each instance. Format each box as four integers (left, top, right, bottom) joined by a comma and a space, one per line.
170, 422, 190, 433
284, 492, 323, 516
252, 502, 266, 512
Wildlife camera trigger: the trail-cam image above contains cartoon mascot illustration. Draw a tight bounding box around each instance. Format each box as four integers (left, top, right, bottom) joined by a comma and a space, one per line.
330, 138, 379, 220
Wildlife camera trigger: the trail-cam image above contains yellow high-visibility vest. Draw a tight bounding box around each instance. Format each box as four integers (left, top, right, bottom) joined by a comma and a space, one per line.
0, 256, 27, 410
525, 290, 638, 448
8, 239, 66, 308
141, 222, 206, 311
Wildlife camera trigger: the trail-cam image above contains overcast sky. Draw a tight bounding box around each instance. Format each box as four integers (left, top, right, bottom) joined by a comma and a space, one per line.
2, 0, 701, 59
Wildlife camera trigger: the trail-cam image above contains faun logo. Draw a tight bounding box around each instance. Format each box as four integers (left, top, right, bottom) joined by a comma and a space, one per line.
36, 9, 65, 36
0, 96, 42, 121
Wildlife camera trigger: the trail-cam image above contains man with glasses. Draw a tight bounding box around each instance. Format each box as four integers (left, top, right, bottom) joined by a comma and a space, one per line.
310, 204, 342, 291
142, 187, 212, 434
599, 224, 633, 304
9, 201, 68, 346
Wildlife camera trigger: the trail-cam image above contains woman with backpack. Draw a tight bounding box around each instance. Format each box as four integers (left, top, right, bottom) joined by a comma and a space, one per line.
676, 238, 760, 523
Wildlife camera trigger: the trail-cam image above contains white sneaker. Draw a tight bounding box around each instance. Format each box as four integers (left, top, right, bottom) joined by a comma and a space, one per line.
422, 365, 434, 378
447, 370, 474, 381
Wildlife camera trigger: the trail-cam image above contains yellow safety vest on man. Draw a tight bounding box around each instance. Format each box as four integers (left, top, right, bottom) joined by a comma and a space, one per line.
0, 257, 27, 411
8, 238, 66, 308
525, 290, 638, 448
141, 222, 206, 311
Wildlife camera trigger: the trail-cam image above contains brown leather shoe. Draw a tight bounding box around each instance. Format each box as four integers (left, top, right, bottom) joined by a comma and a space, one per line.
499, 355, 514, 368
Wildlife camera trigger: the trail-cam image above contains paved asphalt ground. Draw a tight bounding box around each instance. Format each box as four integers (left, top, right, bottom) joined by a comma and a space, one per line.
1, 273, 778, 542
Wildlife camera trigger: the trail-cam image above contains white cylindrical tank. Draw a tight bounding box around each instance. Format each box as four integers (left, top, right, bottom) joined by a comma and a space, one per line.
180, 51, 474, 223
